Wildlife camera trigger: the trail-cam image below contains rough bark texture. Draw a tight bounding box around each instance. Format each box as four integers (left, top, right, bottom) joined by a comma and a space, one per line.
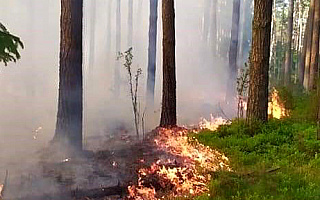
284, 0, 294, 86
304, 0, 315, 90
227, 0, 241, 99
54, 0, 83, 151
300, 7, 312, 86
146, 0, 159, 107
308, 0, 320, 91
160, 0, 177, 127
247, 0, 273, 123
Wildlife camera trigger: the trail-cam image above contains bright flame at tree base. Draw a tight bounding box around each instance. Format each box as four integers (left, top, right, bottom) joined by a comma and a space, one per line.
268, 88, 288, 119
128, 126, 231, 199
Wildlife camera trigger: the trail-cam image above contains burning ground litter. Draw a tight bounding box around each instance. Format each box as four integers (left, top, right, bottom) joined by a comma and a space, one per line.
1, 117, 230, 200
127, 126, 231, 199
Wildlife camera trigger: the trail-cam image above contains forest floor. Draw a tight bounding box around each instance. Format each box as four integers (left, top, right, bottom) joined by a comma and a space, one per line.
192, 91, 320, 200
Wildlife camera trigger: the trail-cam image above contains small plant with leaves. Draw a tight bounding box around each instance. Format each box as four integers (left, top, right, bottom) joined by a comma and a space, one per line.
118, 48, 145, 138
0, 23, 24, 66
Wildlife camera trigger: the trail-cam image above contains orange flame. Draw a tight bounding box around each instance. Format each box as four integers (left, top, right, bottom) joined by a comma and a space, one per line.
128, 127, 231, 199
268, 88, 287, 119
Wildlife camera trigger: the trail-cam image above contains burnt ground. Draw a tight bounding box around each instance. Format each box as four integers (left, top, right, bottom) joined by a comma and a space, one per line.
2, 130, 166, 200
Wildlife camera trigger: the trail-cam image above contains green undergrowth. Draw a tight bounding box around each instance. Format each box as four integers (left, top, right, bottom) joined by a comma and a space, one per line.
191, 88, 320, 200
192, 118, 320, 200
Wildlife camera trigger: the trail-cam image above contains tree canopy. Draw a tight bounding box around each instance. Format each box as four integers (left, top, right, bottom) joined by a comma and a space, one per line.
0, 23, 23, 66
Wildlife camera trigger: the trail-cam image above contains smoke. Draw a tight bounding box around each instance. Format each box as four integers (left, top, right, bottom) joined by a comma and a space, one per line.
0, 0, 243, 198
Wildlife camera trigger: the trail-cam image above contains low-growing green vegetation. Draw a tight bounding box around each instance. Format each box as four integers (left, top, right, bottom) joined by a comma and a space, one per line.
193, 93, 320, 200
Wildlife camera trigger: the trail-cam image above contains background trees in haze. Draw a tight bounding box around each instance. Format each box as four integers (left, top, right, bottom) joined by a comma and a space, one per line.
146, 0, 159, 108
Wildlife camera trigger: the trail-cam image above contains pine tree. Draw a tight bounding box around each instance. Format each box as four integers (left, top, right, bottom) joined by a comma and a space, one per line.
54, 0, 83, 151
160, 0, 177, 127
247, 0, 273, 123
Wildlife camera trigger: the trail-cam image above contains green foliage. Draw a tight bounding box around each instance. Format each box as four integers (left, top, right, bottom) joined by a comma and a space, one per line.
193, 118, 320, 200
0, 23, 24, 66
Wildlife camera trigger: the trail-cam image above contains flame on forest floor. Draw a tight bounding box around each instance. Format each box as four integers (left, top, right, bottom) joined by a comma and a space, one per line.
128, 126, 231, 199
268, 88, 288, 119
199, 114, 231, 131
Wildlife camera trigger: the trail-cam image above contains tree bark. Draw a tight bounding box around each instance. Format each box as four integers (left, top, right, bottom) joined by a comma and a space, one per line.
304, 0, 315, 90
299, 2, 311, 85
227, 0, 241, 99
284, 0, 294, 86
146, 0, 159, 108
246, 0, 273, 123
308, 0, 320, 91
54, 0, 83, 151
160, 0, 176, 127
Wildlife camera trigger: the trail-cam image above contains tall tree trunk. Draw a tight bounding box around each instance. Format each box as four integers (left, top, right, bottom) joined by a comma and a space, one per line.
227, 0, 241, 99
304, 0, 315, 90
115, 0, 121, 97
146, 0, 159, 107
128, 0, 133, 47
160, 0, 176, 127
54, 0, 83, 151
271, 0, 277, 80
309, 0, 320, 91
284, 0, 294, 86
247, 0, 273, 123
299, 0, 309, 85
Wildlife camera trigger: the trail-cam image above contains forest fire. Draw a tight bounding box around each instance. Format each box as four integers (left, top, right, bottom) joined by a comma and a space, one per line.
128, 127, 231, 199
199, 114, 230, 131
268, 88, 287, 119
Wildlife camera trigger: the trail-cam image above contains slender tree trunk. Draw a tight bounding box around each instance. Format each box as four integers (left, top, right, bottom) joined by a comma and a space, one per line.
54, 0, 83, 151
227, 0, 241, 99
128, 0, 133, 47
284, 0, 294, 86
309, 0, 320, 91
160, 0, 176, 127
247, 0, 273, 123
299, 0, 309, 85
146, 0, 159, 107
304, 0, 315, 90
271, 0, 277, 80
115, 0, 121, 97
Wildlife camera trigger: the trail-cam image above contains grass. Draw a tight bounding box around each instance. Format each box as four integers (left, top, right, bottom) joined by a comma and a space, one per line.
192, 91, 320, 200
